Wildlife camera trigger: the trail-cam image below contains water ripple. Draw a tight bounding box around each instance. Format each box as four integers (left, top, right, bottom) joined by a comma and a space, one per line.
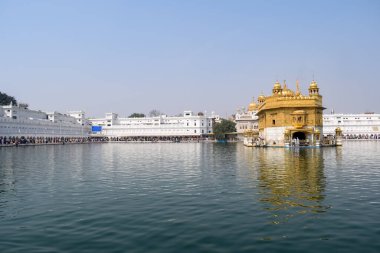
0, 142, 380, 252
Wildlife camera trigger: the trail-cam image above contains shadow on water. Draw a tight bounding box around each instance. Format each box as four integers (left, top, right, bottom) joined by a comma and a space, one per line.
254, 147, 329, 224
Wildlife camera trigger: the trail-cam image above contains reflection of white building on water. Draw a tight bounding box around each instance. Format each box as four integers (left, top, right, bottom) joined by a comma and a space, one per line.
323, 113, 380, 139
0, 103, 90, 137
89, 111, 215, 137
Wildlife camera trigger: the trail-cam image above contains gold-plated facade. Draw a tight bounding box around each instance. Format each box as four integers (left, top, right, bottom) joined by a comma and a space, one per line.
256, 80, 324, 146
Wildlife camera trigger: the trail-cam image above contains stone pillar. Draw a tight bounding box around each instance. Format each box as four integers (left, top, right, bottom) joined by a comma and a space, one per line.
315, 138, 321, 147
335, 127, 343, 146
284, 129, 290, 147
315, 129, 321, 147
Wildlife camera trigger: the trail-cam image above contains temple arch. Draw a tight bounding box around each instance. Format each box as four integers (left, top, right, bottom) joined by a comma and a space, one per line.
292, 132, 306, 140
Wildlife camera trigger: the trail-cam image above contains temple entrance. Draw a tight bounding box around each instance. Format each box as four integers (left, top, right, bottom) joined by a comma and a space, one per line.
292, 132, 306, 140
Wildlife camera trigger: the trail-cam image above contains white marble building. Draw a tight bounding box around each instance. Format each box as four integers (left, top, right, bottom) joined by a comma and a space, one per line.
234, 99, 259, 143
0, 104, 90, 137
89, 111, 215, 137
323, 113, 380, 138
234, 99, 259, 134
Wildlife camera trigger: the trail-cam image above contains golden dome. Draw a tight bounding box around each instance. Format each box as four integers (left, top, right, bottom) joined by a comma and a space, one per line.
258, 94, 266, 102
248, 101, 257, 111
273, 81, 281, 90
281, 88, 295, 97
310, 80, 318, 89
279, 81, 295, 97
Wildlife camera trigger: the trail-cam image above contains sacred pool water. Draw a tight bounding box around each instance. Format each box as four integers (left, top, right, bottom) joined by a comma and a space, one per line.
1, 142, 379, 252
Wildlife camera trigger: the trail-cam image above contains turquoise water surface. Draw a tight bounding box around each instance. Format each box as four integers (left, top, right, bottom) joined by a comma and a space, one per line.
1, 142, 379, 252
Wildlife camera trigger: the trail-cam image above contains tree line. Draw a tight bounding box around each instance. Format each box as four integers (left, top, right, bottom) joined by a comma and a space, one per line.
212, 119, 236, 140
0, 91, 17, 106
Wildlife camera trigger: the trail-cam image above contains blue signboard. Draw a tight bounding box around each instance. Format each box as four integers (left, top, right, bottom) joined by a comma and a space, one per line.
92, 126, 102, 132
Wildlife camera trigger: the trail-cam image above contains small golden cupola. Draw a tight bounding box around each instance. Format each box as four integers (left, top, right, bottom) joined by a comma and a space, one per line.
309, 80, 319, 95
248, 97, 257, 111
258, 93, 266, 104
272, 81, 282, 95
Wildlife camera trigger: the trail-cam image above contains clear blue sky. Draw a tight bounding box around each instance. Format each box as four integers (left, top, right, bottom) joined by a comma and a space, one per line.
1, 0, 379, 117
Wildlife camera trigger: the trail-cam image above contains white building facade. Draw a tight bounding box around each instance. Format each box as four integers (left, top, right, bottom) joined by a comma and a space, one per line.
323, 113, 380, 139
0, 104, 90, 137
235, 109, 259, 134
234, 98, 259, 144
89, 111, 215, 137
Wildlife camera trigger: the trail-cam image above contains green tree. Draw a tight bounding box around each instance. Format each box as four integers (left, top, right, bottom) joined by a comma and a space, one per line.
149, 109, 163, 117
128, 113, 145, 118
0, 91, 17, 106
212, 119, 236, 140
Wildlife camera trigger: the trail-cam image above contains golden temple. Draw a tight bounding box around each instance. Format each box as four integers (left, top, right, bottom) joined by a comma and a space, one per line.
248, 80, 333, 147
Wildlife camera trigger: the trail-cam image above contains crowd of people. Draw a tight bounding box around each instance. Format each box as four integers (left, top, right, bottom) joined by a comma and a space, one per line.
0, 136, 107, 146
108, 136, 211, 143
343, 134, 380, 140
2, 133, 379, 147
0, 135, 214, 146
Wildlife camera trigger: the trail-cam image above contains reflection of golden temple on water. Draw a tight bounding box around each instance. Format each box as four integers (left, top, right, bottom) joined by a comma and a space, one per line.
256, 148, 328, 223
237, 145, 329, 224
243, 80, 343, 147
